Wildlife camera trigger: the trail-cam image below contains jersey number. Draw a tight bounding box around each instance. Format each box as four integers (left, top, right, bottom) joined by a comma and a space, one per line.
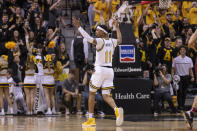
105, 50, 112, 63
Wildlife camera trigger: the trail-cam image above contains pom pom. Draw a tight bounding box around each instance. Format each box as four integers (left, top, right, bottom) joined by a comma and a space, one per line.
5, 41, 16, 49
48, 41, 56, 48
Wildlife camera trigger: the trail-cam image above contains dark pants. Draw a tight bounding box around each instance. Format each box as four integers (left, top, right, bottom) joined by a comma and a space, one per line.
75, 61, 85, 83
154, 91, 176, 113
178, 76, 190, 110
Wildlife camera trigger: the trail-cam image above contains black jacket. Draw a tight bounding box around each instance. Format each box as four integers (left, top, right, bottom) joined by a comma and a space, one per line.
11, 62, 23, 85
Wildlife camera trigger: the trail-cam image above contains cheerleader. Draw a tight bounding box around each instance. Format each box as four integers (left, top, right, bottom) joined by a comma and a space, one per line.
23, 55, 37, 115
43, 49, 57, 115
0, 55, 13, 115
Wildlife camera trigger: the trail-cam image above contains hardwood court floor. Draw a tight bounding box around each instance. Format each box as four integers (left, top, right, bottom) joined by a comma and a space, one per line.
0, 115, 194, 131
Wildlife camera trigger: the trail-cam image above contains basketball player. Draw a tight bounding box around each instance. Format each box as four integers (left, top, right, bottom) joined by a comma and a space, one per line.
73, 17, 123, 127
183, 29, 197, 130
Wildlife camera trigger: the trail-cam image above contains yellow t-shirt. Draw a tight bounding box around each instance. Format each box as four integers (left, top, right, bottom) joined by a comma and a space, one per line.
94, 1, 108, 23
189, 8, 197, 25
87, 0, 97, 3
111, 0, 120, 13
133, 5, 142, 38
182, 1, 192, 18
146, 9, 155, 25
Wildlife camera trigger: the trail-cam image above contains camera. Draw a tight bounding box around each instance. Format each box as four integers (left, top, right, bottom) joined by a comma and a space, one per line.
154, 66, 163, 76
151, 23, 158, 29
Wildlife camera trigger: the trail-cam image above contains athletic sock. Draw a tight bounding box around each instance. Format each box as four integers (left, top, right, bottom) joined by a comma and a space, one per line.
190, 107, 196, 113
114, 107, 118, 112
89, 113, 93, 118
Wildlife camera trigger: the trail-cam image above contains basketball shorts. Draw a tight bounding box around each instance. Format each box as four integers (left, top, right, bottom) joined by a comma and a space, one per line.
89, 66, 114, 95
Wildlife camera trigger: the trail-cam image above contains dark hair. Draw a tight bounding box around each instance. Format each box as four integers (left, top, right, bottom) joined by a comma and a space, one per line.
179, 45, 187, 51
58, 43, 68, 59
97, 25, 109, 33
69, 69, 75, 75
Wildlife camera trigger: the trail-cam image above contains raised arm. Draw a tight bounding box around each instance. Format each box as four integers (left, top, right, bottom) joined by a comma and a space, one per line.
189, 29, 197, 47
113, 19, 122, 45
73, 17, 97, 45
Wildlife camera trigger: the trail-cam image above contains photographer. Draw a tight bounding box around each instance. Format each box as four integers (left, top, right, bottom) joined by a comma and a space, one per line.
82, 64, 105, 117
153, 64, 176, 117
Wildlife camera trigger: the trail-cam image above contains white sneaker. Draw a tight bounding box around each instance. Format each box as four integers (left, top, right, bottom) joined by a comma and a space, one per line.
154, 112, 158, 117
0, 111, 5, 116
85, 111, 89, 118
98, 111, 105, 117
46, 109, 52, 115
115, 107, 124, 126
65, 108, 70, 115
77, 110, 82, 115
52, 107, 56, 115
10, 108, 13, 114
26, 111, 31, 115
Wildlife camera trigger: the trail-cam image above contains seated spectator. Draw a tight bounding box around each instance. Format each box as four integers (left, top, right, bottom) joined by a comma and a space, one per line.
82, 64, 105, 117
62, 69, 82, 115
153, 64, 176, 117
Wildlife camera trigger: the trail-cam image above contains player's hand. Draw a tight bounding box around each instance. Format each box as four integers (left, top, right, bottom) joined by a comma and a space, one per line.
73, 17, 80, 29
113, 19, 119, 28
191, 77, 195, 82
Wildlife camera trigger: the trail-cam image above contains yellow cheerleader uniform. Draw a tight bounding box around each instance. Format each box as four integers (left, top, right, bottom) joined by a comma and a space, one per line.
43, 55, 55, 89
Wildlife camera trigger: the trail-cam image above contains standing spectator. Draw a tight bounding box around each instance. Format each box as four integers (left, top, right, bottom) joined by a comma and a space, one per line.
173, 37, 183, 58
0, 13, 14, 43
62, 69, 82, 115
87, 0, 96, 34
57, 43, 70, 72
93, 0, 108, 24
189, 2, 197, 25
172, 45, 194, 111
157, 37, 174, 73
70, 32, 88, 83
48, 0, 63, 28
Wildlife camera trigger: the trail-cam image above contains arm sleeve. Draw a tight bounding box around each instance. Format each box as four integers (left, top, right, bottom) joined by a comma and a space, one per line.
78, 27, 94, 43
70, 40, 74, 60
83, 39, 89, 59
